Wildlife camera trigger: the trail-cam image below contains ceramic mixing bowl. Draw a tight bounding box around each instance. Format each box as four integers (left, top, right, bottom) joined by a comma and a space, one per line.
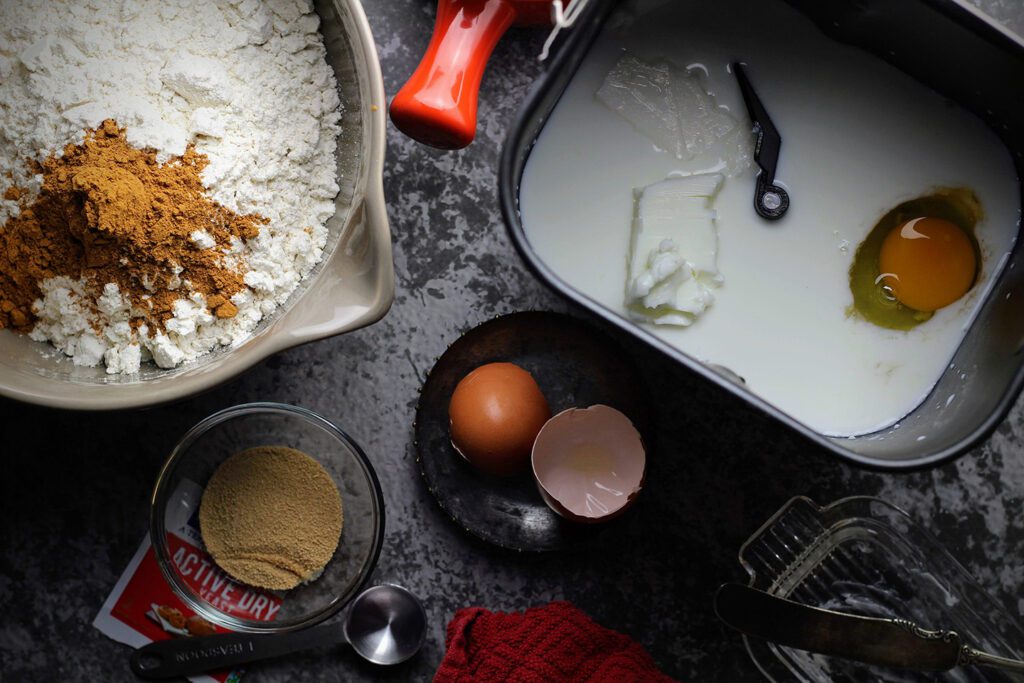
0, 0, 393, 409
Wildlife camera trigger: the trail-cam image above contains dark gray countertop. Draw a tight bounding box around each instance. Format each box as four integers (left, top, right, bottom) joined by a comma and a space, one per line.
2, 1, 1023, 681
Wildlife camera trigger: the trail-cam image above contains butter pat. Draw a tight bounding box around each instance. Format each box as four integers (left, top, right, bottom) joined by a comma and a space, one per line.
596, 54, 751, 176
625, 173, 724, 326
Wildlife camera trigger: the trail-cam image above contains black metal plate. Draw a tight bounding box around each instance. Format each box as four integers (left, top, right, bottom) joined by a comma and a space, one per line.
415, 311, 651, 552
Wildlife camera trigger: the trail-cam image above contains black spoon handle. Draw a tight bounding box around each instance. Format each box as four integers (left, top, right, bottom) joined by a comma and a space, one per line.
733, 62, 790, 221
130, 621, 342, 679
754, 175, 790, 220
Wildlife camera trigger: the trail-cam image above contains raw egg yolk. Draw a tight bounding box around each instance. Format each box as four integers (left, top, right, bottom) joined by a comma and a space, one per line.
878, 217, 976, 312
448, 362, 551, 477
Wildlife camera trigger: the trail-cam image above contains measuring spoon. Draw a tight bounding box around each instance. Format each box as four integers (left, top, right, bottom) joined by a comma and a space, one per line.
130, 584, 426, 679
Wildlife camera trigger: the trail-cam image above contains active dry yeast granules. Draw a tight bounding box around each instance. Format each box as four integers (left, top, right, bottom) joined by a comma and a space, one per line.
199, 446, 344, 591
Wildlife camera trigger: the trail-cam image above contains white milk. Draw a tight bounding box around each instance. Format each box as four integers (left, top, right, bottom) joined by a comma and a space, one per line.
519, 0, 1021, 436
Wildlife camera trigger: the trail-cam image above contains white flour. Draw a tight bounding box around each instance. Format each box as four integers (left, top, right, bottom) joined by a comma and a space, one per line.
0, 0, 341, 373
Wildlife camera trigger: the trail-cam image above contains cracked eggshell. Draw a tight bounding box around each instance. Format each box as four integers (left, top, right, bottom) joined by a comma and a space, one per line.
531, 405, 646, 523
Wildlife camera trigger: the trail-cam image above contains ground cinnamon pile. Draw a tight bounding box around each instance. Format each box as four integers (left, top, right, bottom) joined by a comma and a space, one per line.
0, 120, 266, 331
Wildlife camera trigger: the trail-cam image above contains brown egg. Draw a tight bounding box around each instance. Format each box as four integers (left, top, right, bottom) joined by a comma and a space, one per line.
448, 362, 551, 476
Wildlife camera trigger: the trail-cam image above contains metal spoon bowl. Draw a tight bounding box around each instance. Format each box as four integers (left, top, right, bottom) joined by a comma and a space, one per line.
344, 584, 427, 665
131, 585, 426, 679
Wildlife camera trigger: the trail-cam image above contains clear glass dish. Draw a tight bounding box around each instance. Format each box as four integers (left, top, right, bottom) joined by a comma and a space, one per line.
149, 402, 385, 633
739, 496, 1024, 682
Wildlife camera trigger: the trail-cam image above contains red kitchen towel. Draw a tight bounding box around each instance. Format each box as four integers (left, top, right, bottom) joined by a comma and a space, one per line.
434, 601, 678, 683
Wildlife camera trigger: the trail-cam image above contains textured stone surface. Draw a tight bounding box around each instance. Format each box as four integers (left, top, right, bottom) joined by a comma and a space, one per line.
2, 1, 1024, 681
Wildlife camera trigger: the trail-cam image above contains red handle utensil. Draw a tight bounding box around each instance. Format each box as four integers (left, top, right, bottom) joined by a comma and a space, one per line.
390, 0, 554, 150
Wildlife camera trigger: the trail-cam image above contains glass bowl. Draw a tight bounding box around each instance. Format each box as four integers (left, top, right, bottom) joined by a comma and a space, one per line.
149, 403, 385, 633
738, 496, 1024, 682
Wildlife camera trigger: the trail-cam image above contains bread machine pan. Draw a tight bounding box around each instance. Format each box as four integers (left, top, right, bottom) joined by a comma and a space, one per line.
500, 0, 1024, 470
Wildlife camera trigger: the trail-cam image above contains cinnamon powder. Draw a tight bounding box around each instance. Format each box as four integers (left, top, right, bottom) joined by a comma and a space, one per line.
0, 120, 266, 331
